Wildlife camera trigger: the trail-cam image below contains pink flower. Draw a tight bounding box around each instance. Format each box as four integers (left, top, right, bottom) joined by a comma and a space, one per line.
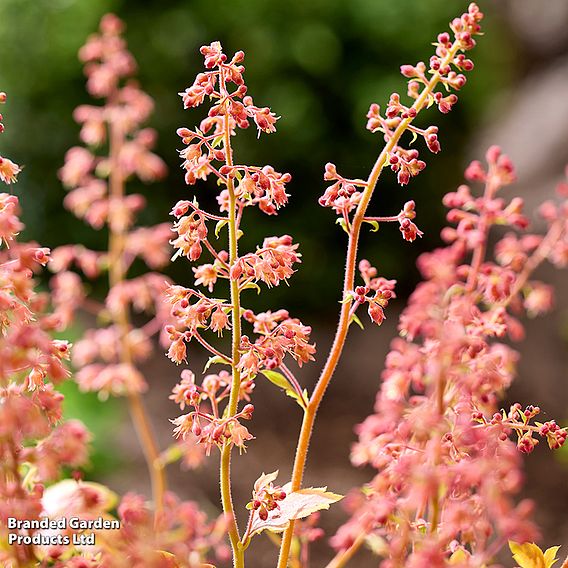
0, 156, 21, 184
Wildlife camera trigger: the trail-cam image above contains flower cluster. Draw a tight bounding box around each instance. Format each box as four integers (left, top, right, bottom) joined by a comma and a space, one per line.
246, 471, 287, 522
29, 480, 229, 568
319, 3, 483, 258
51, 13, 176, 527
333, 149, 568, 567
474, 403, 567, 454
230, 235, 301, 288
52, 15, 171, 399
0, 93, 20, 185
176, 41, 290, 217
170, 369, 255, 454
167, 40, 319, 564
349, 259, 397, 326
168, 41, 314, 462
0, 96, 92, 567
238, 309, 315, 376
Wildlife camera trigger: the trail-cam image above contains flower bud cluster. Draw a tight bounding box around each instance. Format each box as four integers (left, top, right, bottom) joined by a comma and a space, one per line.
474, 403, 567, 454
364, 3, 483, 187
170, 369, 255, 454
350, 260, 397, 326
246, 472, 287, 522
238, 310, 315, 376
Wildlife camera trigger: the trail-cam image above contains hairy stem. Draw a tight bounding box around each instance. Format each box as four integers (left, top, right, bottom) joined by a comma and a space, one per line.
108, 119, 166, 519
218, 68, 245, 568
277, 42, 461, 568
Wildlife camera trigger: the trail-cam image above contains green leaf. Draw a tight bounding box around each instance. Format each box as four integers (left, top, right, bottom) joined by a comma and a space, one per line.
157, 444, 183, 467
203, 354, 230, 373
363, 219, 380, 232
237, 229, 244, 240
261, 370, 289, 390
212, 135, 224, 148
260, 370, 306, 410
350, 312, 365, 330
335, 217, 349, 234
215, 219, 228, 238
242, 281, 262, 294
409, 129, 418, 145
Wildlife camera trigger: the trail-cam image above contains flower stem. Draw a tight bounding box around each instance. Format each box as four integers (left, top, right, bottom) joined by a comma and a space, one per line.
108, 119, 166, 519
218, 68, 244, 568
324, 532, 367, 568
277, 41, 461, 568
502, 218, 565, 307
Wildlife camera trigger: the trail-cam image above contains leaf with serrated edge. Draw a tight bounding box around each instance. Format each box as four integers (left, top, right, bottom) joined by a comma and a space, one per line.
249, 482, 343, 537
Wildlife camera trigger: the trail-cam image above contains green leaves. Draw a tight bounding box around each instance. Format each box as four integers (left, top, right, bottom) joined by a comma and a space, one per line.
203, 354, 231, 373
214, 219, 228, 238
260, 370, 308, 409
335, 217, 349, 234
241, 281, 262, 294
350, 312, 365, 330
364, 219, 380, 232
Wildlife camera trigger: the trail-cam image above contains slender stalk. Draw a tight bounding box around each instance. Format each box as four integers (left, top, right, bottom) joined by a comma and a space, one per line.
502, 218, 565, 308
277, 42, 461, 568
465, 177, 497, 292
218, 68, 245, 568
324, 532, 367, 568
108, 119, 166, 518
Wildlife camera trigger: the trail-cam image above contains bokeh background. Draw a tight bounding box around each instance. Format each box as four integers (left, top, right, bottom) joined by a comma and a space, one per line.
1, 0, 567, 565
